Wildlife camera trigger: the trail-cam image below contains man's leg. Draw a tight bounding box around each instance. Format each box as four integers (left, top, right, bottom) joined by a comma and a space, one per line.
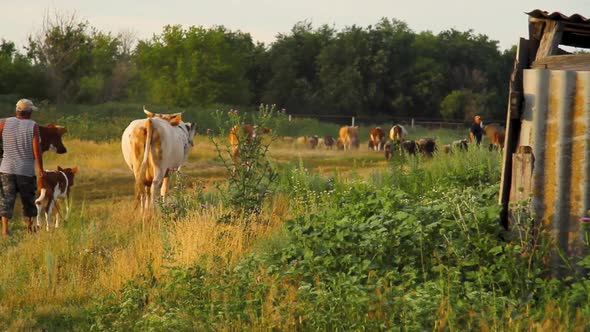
0, 174, 16, 236
17, 175, 38, 233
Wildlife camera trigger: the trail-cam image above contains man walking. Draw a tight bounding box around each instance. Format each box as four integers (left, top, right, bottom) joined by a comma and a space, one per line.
469, 115, 484, 146
0, 99, 45, 235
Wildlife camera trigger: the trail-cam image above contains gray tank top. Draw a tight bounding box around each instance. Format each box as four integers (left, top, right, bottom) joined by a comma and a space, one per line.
0, 117, 36, 177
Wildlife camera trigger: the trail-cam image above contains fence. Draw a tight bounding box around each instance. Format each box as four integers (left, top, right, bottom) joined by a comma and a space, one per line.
287, 113, 504, 130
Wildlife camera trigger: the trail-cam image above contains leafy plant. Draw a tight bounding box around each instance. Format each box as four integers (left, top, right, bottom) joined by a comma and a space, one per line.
209, 104, 279, 220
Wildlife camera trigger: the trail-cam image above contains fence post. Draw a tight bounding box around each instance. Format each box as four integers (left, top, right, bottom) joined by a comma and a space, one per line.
351, 116, 355, 127
411, 118, 415, 129
288, 114, 292, 122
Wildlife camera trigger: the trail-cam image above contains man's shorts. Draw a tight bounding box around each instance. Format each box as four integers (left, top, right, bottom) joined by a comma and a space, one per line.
0, 173, 37, 218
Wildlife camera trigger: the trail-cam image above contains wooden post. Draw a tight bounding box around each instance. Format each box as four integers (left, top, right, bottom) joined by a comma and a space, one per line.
351, 116, 355, 127
535, 20, 564, 60
411, 118, 414, 128
288, 114, 292, 122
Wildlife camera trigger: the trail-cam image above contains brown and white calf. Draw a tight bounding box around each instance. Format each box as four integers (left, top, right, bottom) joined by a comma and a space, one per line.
35, 166, 78, 231
369, 127, 386, 151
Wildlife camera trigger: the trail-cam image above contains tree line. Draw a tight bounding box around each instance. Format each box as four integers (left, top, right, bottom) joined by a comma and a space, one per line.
0, 13, 516, 121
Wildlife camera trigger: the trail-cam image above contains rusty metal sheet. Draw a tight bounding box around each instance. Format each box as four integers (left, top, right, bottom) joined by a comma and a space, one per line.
527, 10, 589, 25
516, 69, 590, 274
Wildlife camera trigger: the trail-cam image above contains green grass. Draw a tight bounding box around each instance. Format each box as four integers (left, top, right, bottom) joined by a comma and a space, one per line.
1, 103, 587, 330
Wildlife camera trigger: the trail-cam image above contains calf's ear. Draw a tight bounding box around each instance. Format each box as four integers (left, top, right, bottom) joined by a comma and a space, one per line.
72, 166, 78, 173
57, 166, 63, 171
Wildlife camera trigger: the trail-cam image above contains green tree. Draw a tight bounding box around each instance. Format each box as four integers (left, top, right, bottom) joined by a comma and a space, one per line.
263, 22, 334, 114
440, 89, 489, 121
133, 25, 255, 106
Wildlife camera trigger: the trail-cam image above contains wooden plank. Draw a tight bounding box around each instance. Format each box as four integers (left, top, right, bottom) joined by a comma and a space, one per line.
499, 38, 529, 229
509, 151, 534, 203
532, 54, 590, 70
536, 21, 564, 60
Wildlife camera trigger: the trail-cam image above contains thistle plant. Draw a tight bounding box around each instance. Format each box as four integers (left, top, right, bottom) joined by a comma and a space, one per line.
208, 104, 279, 220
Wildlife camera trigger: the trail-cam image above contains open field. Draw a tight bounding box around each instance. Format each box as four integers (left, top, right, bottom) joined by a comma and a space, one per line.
0, 127, 588, 330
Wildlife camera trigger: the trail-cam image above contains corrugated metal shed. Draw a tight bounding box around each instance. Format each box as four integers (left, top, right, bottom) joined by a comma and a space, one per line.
500, 10, 590, 276
517, 69, 590, 269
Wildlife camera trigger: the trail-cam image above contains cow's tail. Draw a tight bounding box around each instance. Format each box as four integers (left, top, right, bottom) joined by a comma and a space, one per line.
135, 118, 153, 205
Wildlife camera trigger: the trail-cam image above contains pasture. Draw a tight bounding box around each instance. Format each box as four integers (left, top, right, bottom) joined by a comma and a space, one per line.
0, 110, 588, 330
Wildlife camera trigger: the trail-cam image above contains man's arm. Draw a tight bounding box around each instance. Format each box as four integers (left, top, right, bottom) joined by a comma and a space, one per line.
32, 124, 44, 178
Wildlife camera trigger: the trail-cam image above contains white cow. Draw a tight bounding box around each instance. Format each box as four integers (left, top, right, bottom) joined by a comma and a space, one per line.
389, 124, 408, 142
121, 111, 197, 211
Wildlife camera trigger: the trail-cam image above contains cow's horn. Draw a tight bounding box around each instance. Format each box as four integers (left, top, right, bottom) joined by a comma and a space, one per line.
143, 106, 154, 118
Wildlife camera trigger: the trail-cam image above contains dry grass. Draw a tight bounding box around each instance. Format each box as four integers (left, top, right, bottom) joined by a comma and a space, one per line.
1, 136, 372, 328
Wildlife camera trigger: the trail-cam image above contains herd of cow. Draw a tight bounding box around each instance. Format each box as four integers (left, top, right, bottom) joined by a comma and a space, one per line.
33, 110, 507, 227
282, 123, 506, 160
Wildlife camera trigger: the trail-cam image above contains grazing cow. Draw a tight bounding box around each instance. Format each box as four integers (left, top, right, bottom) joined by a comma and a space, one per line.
484, 124, 506, 151
442, 144, 452, 154
384, 140, 395, 160
317, 137, 325, 149
39, 124, 68, 154
122, 114, 197, 211
338, 126, 359, 150
389, 124, 408, 143
35, 166, 78, 230
308, 135, 319, 149
336, 138, 345, 150
400, 140, 418, 155
324, 136, 335, 149
229, 124, 270, 162
296, 136, 308, 148
417, 138, 437, 157
369, 127, 386, 151
452, 139, 469, 151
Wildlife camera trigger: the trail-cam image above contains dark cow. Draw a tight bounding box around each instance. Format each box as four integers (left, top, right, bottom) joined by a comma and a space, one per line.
307, 135, 319, 149
323, 136, 335, 149
384, 140, 395, 160
417, 138, 436, 157
452, 139, 469, 151
39, 124, 68, 154
400, 140, 418, 155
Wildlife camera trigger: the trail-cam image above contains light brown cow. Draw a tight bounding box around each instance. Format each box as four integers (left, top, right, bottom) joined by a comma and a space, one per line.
484, 124, 506, 151
338, 126, 359, 150
122, 115, 197, 211
35, 166, 78, 230
229, 124, 270, 162
369, 127, 386, 151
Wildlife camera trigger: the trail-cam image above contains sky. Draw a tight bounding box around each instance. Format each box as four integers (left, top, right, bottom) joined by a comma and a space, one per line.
1, 0, 589, 51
